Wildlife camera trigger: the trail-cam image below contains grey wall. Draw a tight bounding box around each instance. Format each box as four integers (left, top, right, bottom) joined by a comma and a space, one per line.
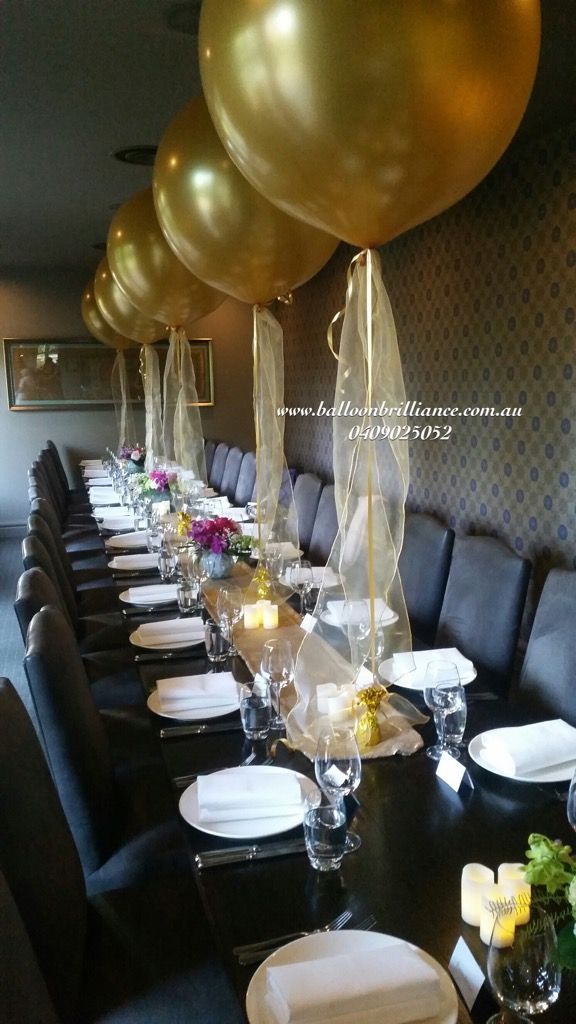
0, 267, 254, 528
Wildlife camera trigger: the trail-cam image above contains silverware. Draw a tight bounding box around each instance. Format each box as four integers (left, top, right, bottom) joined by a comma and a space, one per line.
234, 909, 353, 963
466, 692, 499, 703
122, 605, 177, 618
134, 648, 205, 664
173, 753, 272, 789
195, 838, 307, 871
112, 572, 160, 581
160, 720, 243, 739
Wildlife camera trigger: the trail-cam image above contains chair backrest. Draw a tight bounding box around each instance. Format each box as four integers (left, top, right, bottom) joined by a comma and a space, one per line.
204, 439, 217, 477
515, 569, 576, 725
436, 534, 531, 697
30, 460, 66, 523
0, 678, 86, 1023
398, 513, 455, 645
293, 473, 323, 552
22, 534, 78, 625
45, 439, 70, 496
233, 451, 257, 507
219, 446, 244, 502
0, 868, 61, 1024
27, 511, 75, 590
39, 448, 68, 509
208, 442, 230, 490
308, 485, 338, 566
24, 606, 118, 876
15, 567, 75, 642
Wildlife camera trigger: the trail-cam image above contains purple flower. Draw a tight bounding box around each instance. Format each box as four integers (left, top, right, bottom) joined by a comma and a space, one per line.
188, 516, 240, 553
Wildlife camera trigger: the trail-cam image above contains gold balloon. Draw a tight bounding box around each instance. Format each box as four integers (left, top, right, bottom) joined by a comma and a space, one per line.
153, 96, 338, 305
200, 0, 541, 248
107, 187, 225, 327
81, 282, 134, 351
93, 257, 164, 345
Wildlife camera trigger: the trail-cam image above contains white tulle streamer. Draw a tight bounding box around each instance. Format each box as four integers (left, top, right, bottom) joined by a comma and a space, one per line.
110, 350, 136, 451
142, 344, 162, 471
162, 328, 207, 480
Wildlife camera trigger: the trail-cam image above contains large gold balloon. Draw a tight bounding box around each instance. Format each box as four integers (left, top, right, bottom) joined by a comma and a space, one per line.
107, 187, 225, 327
153, 97, 338, 305
81, 283, 135, 351
94, 257, 164, 345
200, 0, 541, 248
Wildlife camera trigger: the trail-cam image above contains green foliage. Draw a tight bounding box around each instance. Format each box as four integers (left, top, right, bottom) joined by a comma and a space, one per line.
524, 833, 576, 894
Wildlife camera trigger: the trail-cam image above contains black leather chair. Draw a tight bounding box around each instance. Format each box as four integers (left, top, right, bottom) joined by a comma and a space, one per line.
398, 512, 455, 645
31, 494, 104, 554
219, 445, 244, 501
435, 534, 531, 697
28, 508, 109, 579
308, 484, 338, 565
293, 472, 323, 553
233, 451, 257, 507
208, 441, 229, 490
44, 438, 88, 509
0, 678, 243, 1024
22, 533, 118, 618
513, 569, 576, 725
204, 438, 217, 477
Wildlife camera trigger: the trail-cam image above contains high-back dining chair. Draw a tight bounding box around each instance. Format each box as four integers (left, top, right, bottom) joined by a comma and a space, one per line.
23, 531, 118, 618
293, 473, 323, 553
308, 484, 338, 566
233, 451, 257, 507
219, 445, 244, 501
0, 868, 60, 1024
204, 438, 217, 477
208, 441, 229, 490
435, 534, 531, 697
31, 494, 103, 554
514, 569, 576, 725
399, 513, 455, 646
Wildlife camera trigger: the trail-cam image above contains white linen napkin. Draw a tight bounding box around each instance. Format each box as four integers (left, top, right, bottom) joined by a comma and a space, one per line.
108, 553, 159, 570
99, 515, 136, 531
267, 542, 301, 559
225, 507, 249, 521
326, 598, 393, 626
90, 491, 120, 506
391, 648, 474, 682
80, 459, 104, 467
156, 673, 238, 711
134, 617, 205, 647
124, 584, 179, 604
86, 476, 114, 486
105, 531, 148, 550
197, 772, 302, 823
481, 719, 576, 776
241, 522, 259, 538
284, 567, 339, 588
265, 945, 440, 1024
83, 468, 110, 478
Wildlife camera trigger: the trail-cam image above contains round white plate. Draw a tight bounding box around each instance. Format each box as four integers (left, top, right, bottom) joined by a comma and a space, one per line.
246, 930, 458, 1024
105, 531, 148, 550
468, 731, 576, 783
119, 589, 177, 606
179, 766, 319, 840
146, 690, 239, 721
129, 630, 204, 650
379, 657, 476, 691
108, 555, 159, 571
321, 609, 399, 629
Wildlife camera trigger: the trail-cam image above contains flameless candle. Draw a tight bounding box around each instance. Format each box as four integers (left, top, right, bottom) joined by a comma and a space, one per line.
479, 884, 516, 946
497, 863, 531, 925
243, 605, 261, 630
461, 863, 495, 926
261, 604, 279, 629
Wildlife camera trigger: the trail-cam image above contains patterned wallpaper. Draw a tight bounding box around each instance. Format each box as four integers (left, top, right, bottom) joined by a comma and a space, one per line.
278, 119, 576, 617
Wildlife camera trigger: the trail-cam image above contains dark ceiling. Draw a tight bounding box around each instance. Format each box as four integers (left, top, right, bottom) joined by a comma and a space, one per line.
0, 0, 574, 273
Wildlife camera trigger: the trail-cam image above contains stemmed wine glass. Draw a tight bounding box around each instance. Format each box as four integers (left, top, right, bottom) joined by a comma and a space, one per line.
216, 585, 243, 657
341, 599, 372, 672
314, 725, 362, 853
486, 905, 561, 1023
286, 558, 313, 615
260, 638, 294, 730
423, 661, 465, 761
567, 767, 576, 832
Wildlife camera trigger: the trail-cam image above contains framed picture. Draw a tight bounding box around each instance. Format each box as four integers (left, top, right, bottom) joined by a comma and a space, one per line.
3, 337, 214, 411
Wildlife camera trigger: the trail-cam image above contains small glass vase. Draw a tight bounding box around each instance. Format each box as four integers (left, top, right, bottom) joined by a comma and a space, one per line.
200, 551, 234, 579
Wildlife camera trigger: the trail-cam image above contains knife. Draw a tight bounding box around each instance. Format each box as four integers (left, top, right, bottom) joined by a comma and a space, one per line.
122, 605, 177, 618
112, 572, 160, 581
133, 648, 205, 664
195, 838, 306, 869
160, 720, 243, 739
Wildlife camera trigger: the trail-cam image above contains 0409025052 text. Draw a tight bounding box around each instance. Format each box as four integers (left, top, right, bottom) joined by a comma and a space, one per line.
348, 423, 452, 441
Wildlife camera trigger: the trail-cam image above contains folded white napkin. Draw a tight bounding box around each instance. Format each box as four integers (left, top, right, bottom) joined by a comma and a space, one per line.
265, 945, 440, 1024
481, 719, 576, 776
96, 505, 131, 518
156, 673, 238, 711
285, 567, 339, 588
109, 553, 159, 570
90, 491, 120, 506
241, 522, 259, 537
86, 476, 113, 486
197, 772, 302, 823
105, 531, 148, 550
137, 617, 203, 640
392, 648, 474, 682
80, 459, 104, 467
225, 507, 248, 521
83, 468, 110, 478
124, 584, 179, 604
99, 515, 136, 531
326, 598, 393, 626
267, 542, 301, 559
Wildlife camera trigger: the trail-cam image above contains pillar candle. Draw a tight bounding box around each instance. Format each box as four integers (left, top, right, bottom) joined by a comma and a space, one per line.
261, 604, 279, 629
498, 863, 531, 925
243, 605, 261, 630
479, 884, 516, 947
461, 863, 495, 926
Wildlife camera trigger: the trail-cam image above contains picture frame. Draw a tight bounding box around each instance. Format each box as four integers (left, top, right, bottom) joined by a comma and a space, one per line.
3, 337, 214, 411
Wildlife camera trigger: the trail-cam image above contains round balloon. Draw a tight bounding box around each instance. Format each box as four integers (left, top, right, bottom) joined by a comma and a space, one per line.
94, 257, 164, 345
107, 187, 225, 327
153, 96, 338, 304
81, 283, 135, 350
200, 0, 540, 248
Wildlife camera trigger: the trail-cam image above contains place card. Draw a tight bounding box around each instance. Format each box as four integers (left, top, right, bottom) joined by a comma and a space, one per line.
436, 751, 474, 792
448, 937, 485, 1012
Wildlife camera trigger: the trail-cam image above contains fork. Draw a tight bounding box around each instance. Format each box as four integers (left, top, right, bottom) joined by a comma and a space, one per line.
234, 908, 352, 963
173, 750, 266, 789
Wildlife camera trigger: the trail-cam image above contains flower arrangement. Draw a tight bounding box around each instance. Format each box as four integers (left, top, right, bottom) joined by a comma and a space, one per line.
149, 469, 177, 492
228, 532, 253, 559
523, 833, 576, 967
119, 444, 145, 464
188, 516, 241, 554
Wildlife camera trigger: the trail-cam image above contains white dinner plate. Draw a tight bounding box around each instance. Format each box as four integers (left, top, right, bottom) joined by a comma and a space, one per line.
321, 608, 399, 630
253, 542, 303, 560
146, 690, 239, 721
179, 766, 319, 840
468, 731, 576, 783
105, 531, 148, 551
118, 588, 178, 606
129, 630, 204, 651
379, 656, 476, 691
246, 931, 458, 1024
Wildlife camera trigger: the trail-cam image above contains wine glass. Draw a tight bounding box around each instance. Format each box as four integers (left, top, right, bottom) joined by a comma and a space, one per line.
216, 585, 243, 656
342, 599, 372, 672
423, 661, 465, 761
486, 905, 561, 1023
286, 558, 313, 615
314, 725, 362, 853
567, 767, 576, 832
260, 638, 294, 730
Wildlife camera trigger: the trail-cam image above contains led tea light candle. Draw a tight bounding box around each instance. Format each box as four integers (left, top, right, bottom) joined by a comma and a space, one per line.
479, 884, 516, 947
497, 863, 531, 925
243, 605, 261, 630
261, 604, 279, 629
316, 683, 356, 719
461, 864, 495, 926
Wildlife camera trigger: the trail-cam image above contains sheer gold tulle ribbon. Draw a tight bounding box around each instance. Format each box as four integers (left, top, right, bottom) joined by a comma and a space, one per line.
110, 350, 136, 451
142, 344, 162, 472
163, 327, 207, 479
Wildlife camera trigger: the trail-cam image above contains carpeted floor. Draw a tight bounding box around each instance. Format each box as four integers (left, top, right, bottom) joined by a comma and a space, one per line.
0, 534, 35, 717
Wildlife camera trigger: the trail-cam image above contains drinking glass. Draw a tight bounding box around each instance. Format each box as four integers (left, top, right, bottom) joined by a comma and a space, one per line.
239, 679, 272, 740
260, 638, 295, 729
423, 661, 465, 761
486, 906, 561, 1023
177, 581, 198, 617
286, 559, 313, 616
303, 804, 347, 872
204, 619, 230, 663
158, 548, 177, 583
216, 585, 244, 656
146, 524, 163, 554
567, 766, 576, 833
342, 599, 371, 671
441, 691, 467, 752
263, 546, 284, 582
314, 725, 362, 852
